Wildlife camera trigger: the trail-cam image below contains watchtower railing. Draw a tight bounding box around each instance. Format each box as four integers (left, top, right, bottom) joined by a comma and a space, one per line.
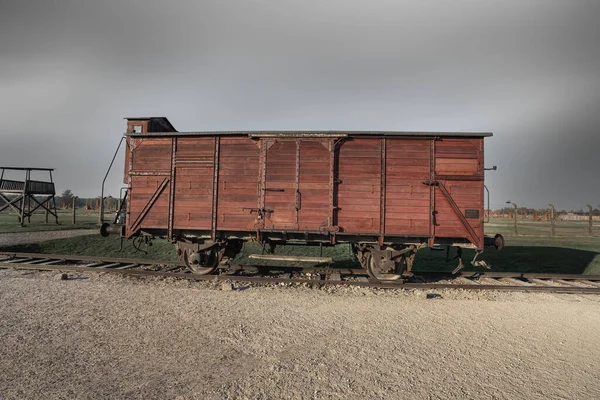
0, 179, 25, 192
0, 167, 59, 225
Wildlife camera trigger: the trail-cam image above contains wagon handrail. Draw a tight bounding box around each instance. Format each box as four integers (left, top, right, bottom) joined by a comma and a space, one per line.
100, 136, 125, 224
484, 185, 490, 223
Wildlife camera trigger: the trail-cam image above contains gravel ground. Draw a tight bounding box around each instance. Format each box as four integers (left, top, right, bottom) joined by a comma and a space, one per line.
0, 229, 96, 247
1, 270, 600, 400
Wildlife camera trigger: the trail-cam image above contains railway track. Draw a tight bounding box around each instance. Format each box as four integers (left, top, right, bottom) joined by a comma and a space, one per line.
1, 252, 600, 294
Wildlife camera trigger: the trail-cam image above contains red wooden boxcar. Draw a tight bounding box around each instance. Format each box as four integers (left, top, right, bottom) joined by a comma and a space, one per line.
102, 117, 503, 280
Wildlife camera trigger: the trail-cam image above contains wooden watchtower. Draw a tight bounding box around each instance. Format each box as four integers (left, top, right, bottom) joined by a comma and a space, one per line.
0, 167, 59, 226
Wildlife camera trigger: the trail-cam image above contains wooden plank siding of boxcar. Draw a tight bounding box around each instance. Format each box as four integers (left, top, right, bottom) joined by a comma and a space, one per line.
258, 139, 333, 231
263, 140, 298, 230
384, 139, 431, 236
172, 138, 215, 230
432, 138, 484, 246
127, 138, 172, 233
337, 139, 382, 233
337, 137, 483, 245
125, 132, 486, 249
217, 137, 260, 231
298, 140, 331, 230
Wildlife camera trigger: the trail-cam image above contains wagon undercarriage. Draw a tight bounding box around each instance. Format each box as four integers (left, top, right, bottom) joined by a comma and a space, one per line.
127, 227, 501, 281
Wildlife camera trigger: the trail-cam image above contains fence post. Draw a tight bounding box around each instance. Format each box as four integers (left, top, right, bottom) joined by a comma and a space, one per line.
549, 203, 555, 237
507, 202, 518, 235
72, 196, 77, 224
587, 204, 593, 236
45, 201, 49, 223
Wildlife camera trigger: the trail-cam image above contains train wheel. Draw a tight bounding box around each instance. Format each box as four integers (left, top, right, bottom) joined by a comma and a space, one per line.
365, 251, 403, 281
183, 248, 219, 275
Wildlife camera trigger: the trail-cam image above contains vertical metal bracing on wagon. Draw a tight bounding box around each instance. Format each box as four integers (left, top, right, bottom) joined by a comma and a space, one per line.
328, 138, 337, 231
167, 138, 177, 240
25, 170, 30, 223
211, 137, 221, 240
379, 137, 386, 244
258, 139, 268, 230
428, 138, 436, 246
126, 137, 135, 235
295, 139, 300, 226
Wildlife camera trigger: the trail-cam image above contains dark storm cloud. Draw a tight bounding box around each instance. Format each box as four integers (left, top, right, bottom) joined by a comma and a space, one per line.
0, 0, 599, 209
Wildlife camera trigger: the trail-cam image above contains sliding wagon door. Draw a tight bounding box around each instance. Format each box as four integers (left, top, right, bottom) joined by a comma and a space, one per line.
261, 139, 333, 231
297, 140, 331, 230
262, 140, 298, 230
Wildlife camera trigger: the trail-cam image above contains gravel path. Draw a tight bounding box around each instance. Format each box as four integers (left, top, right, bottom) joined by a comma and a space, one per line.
0, 229, 96, 247
1, 270, 600, 399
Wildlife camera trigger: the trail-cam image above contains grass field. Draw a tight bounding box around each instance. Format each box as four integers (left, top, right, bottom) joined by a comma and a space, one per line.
487, 217, 599, 237
1, 217, 598, 275
0, 234, 178, 261
0, 210, 100, 233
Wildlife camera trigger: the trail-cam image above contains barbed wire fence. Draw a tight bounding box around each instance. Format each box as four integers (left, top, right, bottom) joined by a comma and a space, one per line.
486, 202, 599, 237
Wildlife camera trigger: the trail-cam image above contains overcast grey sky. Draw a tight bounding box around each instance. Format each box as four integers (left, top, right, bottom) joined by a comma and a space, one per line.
1, 0, 598, 210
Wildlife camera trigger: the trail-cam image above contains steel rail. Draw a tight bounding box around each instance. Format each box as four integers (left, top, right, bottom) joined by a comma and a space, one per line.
1, 252, 600, 294
239, 266, 600, 282
0, 252, 181, 266
417, 270, 600, 281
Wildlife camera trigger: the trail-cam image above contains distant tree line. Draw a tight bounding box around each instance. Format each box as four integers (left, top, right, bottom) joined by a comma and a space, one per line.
493, 207, 600, 216
54, 190, 120, 211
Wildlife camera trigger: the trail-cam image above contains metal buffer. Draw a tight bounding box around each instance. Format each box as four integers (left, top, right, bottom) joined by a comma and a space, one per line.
0, 167, 59, 226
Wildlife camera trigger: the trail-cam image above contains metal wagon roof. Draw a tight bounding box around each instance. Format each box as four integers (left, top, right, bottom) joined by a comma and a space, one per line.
126, 130, 493, 138
123, 117, 492, 138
